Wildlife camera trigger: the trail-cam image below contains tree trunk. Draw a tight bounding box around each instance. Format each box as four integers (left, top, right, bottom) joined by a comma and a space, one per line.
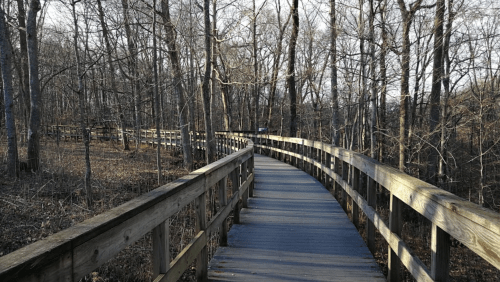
378, 0, 388, 162
287, 0, 299, 137
439, 0, 455, 189
0, 7, 19, 177
369, 0, 377, 160
16, 0, 30, 143
96, 0, 129, 150
397, 0, 424, 171
153, 0, 162, 184
26, 0, 42, 172
72, 1, 92, 208
330, 0, 340, 146
428, 0, 445, 184
161, 0, 193, 169
121, 0, 141, 151
266, 1, 289, 130
202, 0, 216, 163
253, 0, 259, 134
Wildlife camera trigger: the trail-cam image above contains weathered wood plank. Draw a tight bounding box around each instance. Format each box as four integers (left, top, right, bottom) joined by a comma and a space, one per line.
156, 231, 207, 282
0, 135, 254, 282
252, 135, 500, 270
153, 220, 170, 277
208, 154, 385, 282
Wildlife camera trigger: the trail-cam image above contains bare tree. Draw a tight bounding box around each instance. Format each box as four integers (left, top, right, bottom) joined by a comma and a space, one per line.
0, 6, 19, 177
161, 0, 193, 169
16, 0, 30, 143
153, 0, 162, 184
330, 0, 340, 146
202, 0, 216, 163
369, 0, 377, 160
121, 0, 141, 151
71, 0, 92, 207
287, 0, 299, 137
428, 0, 445, 184
96, 0, 130, 150
265, 0, 290, 130
26, 0, 42, 171
396, 0, 426, 171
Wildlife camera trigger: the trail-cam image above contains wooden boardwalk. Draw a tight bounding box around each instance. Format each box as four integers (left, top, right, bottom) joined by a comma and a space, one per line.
208, 154, 385, 282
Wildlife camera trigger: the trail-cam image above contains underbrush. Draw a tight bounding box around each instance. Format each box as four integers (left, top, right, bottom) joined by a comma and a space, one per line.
0, 138, 210, 281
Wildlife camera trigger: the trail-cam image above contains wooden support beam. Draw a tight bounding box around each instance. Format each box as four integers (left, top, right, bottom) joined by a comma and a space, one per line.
195, 192, 207, 282
218, 177, 228, 246
341, 160, 348, 211
241, 161, 248, 208
431, 223, 450, 282
352, 167, 360, 229
231, 168, 240, 224
152, 220, 170, 277
388, 193, 402, 282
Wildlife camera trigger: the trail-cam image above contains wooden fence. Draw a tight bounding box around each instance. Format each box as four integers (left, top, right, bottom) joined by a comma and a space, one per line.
240, 133, 500, 282
45, 125, 210, 152
0, 133, 254, 282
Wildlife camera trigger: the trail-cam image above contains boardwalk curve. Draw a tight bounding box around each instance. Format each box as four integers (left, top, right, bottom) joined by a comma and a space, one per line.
208, 154, 385, 281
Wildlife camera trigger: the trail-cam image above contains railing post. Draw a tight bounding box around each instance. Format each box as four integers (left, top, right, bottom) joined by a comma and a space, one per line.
333, 157, 340, 200
324, 152, 332, 190
431, 223, 450, 281
241, 160, 248, 208
317, 147, 321, 181
249, 155, 254, 197
231, 168, 240, 224
341, 160, 348, 211
367, 174, 377, 256
352, 167, 360, 229
388, 192, 401, 282
195, 192, 208, 282
311, 146, 316, 178
257, 134, 262, 155
306, 146, 312, 175
169, 131, 172, 150
152, 220, 170, 277
218, 176, 228, 246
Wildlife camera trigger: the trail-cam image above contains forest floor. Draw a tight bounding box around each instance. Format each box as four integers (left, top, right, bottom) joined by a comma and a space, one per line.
0, 138, 206, 281
1, 137, 500, 281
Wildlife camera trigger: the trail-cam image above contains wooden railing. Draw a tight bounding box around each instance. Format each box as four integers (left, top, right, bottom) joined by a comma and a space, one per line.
239, 133, 500, 282
45, 125, 208, 150
0, 133, 254, 282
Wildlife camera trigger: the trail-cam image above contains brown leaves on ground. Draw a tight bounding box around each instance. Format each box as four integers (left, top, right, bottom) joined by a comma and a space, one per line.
0, 138, 200, 281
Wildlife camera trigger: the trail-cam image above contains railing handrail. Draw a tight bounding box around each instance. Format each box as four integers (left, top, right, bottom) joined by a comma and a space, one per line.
242, 133, 500, 282
0, 134, 254, 282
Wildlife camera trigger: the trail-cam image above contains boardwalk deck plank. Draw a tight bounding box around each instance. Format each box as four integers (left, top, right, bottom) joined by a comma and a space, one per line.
208, 154, 385, 281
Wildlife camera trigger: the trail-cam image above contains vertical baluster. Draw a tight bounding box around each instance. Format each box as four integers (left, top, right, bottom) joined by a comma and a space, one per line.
341, 160, 348, 211
352, 167, 360, 228
241, 161, 248, 208
195, 192, 207, 281
300, 143, 305, 171
258, 134, 262, 155
306, 145, 311, 175
333, 157, 340, 199
249, 155, 254, 197
218, 176, 228, 246
152, 220, 170, 277
387, 192, 401, 281
431, 223, 450, 281
231, 168, 240, 224
325, 152, 332, 190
